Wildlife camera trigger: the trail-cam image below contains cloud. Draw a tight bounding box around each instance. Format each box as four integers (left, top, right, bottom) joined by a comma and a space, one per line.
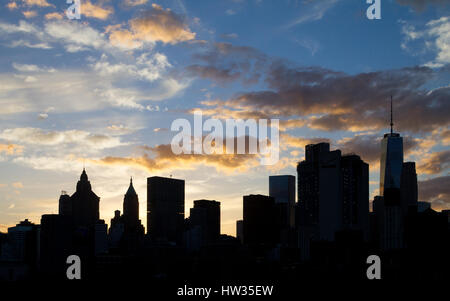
92, 142, 259, 174
0, 128, 125, 150
108, 4, 196, 48
23, 10, 38, 18
123, 0, 148, 6
45, 12, 63, 20
221, 33, 238, 39
396, 0, 449, 11
6, 2, 18, 10
287, 0, 339, 27
417, 150, 450, 175
280, 133, 330, 150
418, 175, 450, 208
401, 17, 450, 68
0, 144, 24, 155
187, 42, 266, 85
12, 62, 55, 72
22, 0, 54, 7
195, 57, 449, 134
82, 0, 114, 20
186, 65, 241, 83
44, 20, 108, 52
226, 9, 236, 15
12, 182, 23, 189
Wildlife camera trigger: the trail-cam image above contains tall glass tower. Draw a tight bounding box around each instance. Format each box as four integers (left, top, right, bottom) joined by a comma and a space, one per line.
379, 97, 403, 196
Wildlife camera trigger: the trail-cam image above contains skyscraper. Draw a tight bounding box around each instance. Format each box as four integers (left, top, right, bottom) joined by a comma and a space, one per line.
123, 178, 140, 229
401, 162, 418, 215
341, 155, 369, 240
189, 199, 220, 243
380, 98, 403, 197
297, 143, 369, 244
70, 169, 100, 228
297, 143, 342, 241
147, 176, 185, 244
243, 194, 276, 247
377, 97, 405, 250
269, 175, 295, 229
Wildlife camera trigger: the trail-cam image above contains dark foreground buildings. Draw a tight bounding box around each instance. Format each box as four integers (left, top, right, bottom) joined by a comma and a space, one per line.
0, 110, 449, 281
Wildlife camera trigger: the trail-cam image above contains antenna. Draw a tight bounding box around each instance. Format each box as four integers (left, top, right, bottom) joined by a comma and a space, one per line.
390, 95, 393, 134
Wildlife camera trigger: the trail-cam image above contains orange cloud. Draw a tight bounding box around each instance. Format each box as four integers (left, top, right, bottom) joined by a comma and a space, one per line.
124, 0, 148, 6
0, 144, 24, 155
90, 142, 259, 174
23, 10, 37, 18
23, 0, 52, 7
417, 150, 450, 175
83, 0, 114, 20
45, 12, 63, 20
6, 2, 18, 10
108, 4, 195, 48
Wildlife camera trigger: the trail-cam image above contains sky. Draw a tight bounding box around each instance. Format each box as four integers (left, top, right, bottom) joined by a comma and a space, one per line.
0, 0, 449, 236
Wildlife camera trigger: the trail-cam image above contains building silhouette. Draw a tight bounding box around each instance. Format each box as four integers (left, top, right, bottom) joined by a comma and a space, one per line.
147, 176, 185, 244
375, 98, 405, 250
70, 168, 100, 228
107, 179, 144, 254
190, 200, 220, 243
401, 162, 418, 216
269, 175, 295, 229
243, 194, 276, 248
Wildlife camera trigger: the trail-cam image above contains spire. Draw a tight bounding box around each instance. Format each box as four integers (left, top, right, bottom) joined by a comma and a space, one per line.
80, 168, 88, 181
126, 177, 136, 196
390, 95, 394, 134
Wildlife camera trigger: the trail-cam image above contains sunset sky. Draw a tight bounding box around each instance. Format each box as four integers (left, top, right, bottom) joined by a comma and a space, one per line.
0, 0, 449, 236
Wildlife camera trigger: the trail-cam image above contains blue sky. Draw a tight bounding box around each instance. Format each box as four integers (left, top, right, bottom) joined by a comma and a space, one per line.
0, 0, 449, 235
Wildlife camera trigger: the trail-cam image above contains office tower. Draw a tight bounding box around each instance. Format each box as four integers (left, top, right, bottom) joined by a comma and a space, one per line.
58, 192, 71, 216
297, 143, 343, 241
109, 179, 144, 253
147, 176, 185, 244
376, 97, 404, 250
95, 220, 108, 255
243, 194, 276, 246
109, 210, 124, 249
269, 175, 295, 229
123, 178, 140, 230
380, 98, 403, 196
341, 155, 369, 240
401, 162, 418, 215
70, 169, 100, 228
7, 219, 39, 265
189, 200, 220, 243
40, 214, 73, 277
236, 220, 243, 244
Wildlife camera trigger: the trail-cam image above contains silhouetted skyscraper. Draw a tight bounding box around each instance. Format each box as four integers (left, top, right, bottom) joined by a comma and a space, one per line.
380, 98, 403, 197
269, 175, 295, 229
243, 194, 276, 247
341, 155, 369, 240
189, 200, 220, 243
377, 98, 404, 250
147, 176, 185, 244
297, 143, 342, 241
401, 162, 418, 215
70, 169, 100, 228
236, 220, 243, 244
123, 178, 140, 229
58, 192, 71, 216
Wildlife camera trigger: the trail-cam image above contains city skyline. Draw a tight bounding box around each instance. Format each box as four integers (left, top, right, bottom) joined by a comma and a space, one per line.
0, 0, 449, 237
